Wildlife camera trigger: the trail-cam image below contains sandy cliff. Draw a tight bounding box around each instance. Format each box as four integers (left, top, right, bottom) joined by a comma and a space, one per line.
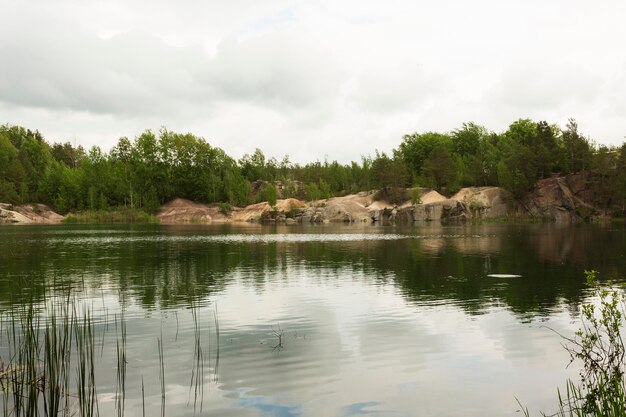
0, 203, 64, 224
1, 175, 601, 226
153, 178, 597, 225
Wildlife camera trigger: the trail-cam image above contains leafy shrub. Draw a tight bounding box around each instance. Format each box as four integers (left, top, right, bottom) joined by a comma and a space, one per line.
218, 202, 232, 216
411, 188, 422, 205
519, 270, 626, 417
373, 187, 408, 205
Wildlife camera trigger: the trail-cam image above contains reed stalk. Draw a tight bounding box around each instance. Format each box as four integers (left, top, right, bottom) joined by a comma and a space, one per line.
115, 312, 127, 417
157, 337, 165, 417
189, 304, 204, 414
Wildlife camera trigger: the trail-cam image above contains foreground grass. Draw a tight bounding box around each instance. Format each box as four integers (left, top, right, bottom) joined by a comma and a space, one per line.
0, 299, 217, 417
63, 208, 159, 224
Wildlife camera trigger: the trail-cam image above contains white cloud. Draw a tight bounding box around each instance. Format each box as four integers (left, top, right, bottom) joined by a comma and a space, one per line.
1, 0, 625, 162
204, 31, 343, 110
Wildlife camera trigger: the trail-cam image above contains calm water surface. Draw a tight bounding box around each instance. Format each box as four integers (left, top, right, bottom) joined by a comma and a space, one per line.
1, 223, 625, 416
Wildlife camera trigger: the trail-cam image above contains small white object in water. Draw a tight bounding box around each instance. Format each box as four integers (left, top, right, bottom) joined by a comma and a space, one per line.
487, 274, 522, 278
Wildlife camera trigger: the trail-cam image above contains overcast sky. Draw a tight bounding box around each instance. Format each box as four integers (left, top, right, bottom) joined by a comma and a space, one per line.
1, 0, 625, 163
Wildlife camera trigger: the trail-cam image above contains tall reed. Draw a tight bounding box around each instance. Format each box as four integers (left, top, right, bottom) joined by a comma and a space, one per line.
157, 336, 165, 417
74, 306, 98, 417
0, 301, 99, 417
189, 305, 204, 414
1, 299, 222, 417
115, 312, 127, 417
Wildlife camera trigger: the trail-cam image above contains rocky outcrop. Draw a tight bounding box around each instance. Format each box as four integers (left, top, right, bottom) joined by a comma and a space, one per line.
366, 179, 595, 224
452, 187, 522, 218
275, 192, 374, 224
0, 203, 64, 224
231, 198, 306, 223
153, 178, 600, 226
523, 177, 596, 222
9, 175, 592, 227
318, 192, 373, 223
158, 198, 228, 224
412, 199, 472, 222
230, 201, 271, 222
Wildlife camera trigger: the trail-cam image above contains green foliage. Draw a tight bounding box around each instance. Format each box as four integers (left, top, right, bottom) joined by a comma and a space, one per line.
0, 119, 625, 217
319, 179, 331, 199
50, 142, 85, 167
282, 181, 298, 199
373, 187, 408, 205
411, 188, 422, 205
306, 182, 321, 201
266, 183, 277, 207
562, 119, 593, 174
371, 151, 409, 202
285, 203, 300, 219
396, 131, 452, 180
563, 270, 626, 415
522, 270, 626, 417
63, 208, 159, 224
218, 202, 232, 216
422, 145, 458, 192
143, 186, 160, 213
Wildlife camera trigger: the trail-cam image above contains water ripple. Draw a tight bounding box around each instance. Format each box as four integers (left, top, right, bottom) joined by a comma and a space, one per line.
40, 233, 492, 245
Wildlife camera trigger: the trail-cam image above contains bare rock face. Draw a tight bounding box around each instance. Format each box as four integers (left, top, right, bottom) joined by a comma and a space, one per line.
241, 198, 306, 223
232, 202, 272, 222
295, 192, 373, 224
389, 187, 523, 224
524, 177, 595, 222
158, 198, 227, 224
0, 203, 64, 224
410, 199, 472, 223
154, 177, 597, 226
451, 187, 520, 218
369, 207, 397, 223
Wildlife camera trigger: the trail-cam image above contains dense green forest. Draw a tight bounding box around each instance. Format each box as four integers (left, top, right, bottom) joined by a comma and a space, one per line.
0, 119, 625, 215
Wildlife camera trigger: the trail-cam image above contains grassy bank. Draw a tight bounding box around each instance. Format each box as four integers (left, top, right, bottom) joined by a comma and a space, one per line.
63, 208, 159, 224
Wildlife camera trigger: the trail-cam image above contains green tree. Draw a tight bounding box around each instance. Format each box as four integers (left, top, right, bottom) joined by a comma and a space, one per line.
0, 131, 20, 203
496, 143, 539, 199
616, 144, 626, 216
396, 132, 452, 180
239, 148, 268, 181
319, 179, 331, 199
422, 145, 457, 192
371, 151, 409, 204
562, 118, 593, 173
306, 183, 321, 201
266, 183, 277, 207
51, 142, 85, 168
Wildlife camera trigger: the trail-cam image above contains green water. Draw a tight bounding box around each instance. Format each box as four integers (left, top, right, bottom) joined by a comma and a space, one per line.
0, 223, 625, 416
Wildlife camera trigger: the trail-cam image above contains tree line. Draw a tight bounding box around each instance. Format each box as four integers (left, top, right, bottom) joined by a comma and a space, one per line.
0, 119, 625, 215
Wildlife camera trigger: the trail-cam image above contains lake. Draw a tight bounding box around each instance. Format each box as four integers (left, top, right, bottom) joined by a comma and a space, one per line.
1, 223, 625, 416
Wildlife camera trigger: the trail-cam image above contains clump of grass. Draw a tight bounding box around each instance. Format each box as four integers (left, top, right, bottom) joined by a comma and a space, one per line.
1, 300, 223, 417
218, 203, 232, 216
0, 301, 98, 417
63, 208, 159, 224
